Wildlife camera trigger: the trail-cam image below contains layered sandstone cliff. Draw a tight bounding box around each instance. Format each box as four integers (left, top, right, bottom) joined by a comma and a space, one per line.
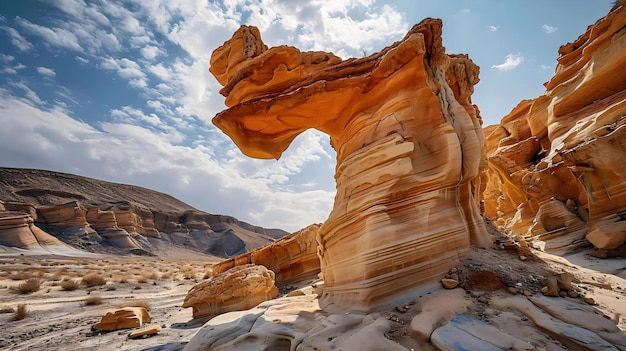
0, 168, 286, 256
210, 19, 491, 311
482, 2, 626, 253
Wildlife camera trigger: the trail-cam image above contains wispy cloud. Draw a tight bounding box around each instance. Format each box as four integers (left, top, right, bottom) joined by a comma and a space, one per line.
540, 64, 552, 71
17, 17, 83, 51
491, 53, 524, 71
489, 25, 499, 32
542, 24, 558, 34
5, 27, 34, 51
36, 66, 56, 77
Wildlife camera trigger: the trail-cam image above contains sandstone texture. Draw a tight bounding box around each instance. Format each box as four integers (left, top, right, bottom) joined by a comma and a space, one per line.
182, 264, 279, 319
92, 307, 151, 332
212, 224, 321, 285
482, 2, 626, 252
210, 19, 490, 312
0, 168, 286, 257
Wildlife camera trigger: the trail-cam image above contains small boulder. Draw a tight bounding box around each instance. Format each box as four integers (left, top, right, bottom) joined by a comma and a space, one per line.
93, 307, 151, 332
441, 278, 459, 289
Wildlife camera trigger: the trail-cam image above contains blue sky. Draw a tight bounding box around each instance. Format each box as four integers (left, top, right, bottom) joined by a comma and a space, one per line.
0, 0, 614, 232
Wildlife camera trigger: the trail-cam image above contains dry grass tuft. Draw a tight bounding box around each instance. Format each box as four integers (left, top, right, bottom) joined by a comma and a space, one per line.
10, 272, 31, 280
60, 279, 80, 291
82, 274, 107, 287
104, 285, 117, 291
83, 296, 104, 306
0, 306, 15, 314
15, 278, 42, 294
14, 304, 27, 320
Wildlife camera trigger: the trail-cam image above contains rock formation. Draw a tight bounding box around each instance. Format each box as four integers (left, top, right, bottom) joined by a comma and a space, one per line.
212, 224, 321, 285
92, 307, 151, 332
182, 264, 279, 319
482, 1, 626, 253
209, 19, 491, 311
0, 168, 286, 256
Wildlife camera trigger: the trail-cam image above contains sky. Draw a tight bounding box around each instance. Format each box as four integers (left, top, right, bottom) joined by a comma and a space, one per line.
0, 0, 614, 232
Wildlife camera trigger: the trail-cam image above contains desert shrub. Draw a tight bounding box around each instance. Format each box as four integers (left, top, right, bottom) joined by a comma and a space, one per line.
15, 278, 42, 294
60, 279, 80, 291
0, 306, 15, 313
137, 275, 149, 284
83, 296, 104, 306
11, 272, 30, 280
160, 272, 172, 280
82, 274, 107, 287
202, 268, 213, 279
117, 275, 130, 283
14, 304, 27, 320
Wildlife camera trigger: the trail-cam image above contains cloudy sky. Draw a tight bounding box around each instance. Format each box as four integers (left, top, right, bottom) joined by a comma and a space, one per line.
0, 0, 613, 232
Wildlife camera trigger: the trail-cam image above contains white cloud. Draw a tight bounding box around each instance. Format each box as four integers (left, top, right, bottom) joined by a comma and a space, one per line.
0, 91, 333, 231
140, 45, 162, 60
36, 66, 56, 77
17, 17, 83, 51
0, 54, 15, 62
542, 24, 557, 34
489, 25, 498, 32
540, 64, 551, 71
100, 57, 148, 87
491, 53, 524, 71
75, 56, 89, 64
5, 27, 34, 51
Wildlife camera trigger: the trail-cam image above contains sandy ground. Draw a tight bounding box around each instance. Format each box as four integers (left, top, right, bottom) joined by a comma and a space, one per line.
0, 242, 624, 351
0, 254, 219, 351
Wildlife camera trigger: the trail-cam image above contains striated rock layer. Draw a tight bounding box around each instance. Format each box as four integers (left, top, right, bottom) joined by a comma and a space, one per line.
212, 224, 321, 286
210, 19, 491, 311
482, 2, 626, 253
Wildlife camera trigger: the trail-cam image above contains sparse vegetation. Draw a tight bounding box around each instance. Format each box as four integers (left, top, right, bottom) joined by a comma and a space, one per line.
81, 274, 107, 287
15, 278, 42, 294
60, 279, 80, 291
10, 272, 30, 280
0, 306, 15, 314
13, 304, 27, 320
83, 296, 104, 306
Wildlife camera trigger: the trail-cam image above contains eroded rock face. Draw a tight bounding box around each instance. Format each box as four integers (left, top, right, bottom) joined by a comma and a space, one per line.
92, 307, 151, 332
482, 2, 626, 252
182, 264, 279, 319
0, 210, 64, 248
212, 224, 321, 285
210, 19, 490, 311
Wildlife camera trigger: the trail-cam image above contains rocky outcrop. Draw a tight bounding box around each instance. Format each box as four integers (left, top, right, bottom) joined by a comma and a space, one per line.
0, 210, 64, 248
212, 224, 321, 285
0, 168, 287, 256
92, 307, 151, 332
210, 19, 490, 311
482, 2, 626, 252
182, 264, 278, 319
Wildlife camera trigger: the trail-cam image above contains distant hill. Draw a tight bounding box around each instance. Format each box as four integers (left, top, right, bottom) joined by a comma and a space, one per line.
0, 167, 288, 257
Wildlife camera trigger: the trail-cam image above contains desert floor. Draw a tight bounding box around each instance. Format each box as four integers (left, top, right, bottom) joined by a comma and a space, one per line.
0, 243, 625, 351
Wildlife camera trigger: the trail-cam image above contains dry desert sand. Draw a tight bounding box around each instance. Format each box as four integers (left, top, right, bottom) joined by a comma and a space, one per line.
0, 233, 624, 351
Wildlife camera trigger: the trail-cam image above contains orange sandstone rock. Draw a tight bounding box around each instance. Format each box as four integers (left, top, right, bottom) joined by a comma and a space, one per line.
212, 224, 321, 285
482, 2, 626, 252
92, 307, 151, 332
182, 264, 279, 319
210, 19, 491, 312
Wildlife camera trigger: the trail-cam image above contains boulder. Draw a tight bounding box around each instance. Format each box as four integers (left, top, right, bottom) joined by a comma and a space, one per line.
183, 264, 278, 319
92, 307, 151, 332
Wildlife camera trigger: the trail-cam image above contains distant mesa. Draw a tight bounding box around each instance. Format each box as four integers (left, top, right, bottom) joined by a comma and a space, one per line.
210, 18, 491, 312
0, 167, 287, 257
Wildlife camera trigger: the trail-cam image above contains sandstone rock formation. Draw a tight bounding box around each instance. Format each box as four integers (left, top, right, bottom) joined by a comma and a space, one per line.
210, 19, 491, 311
92, 307, 151, 332
182, 264, 279, 319
0, 168, 286, 256
482, 1, 626, 253
212, 224, 321, 285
